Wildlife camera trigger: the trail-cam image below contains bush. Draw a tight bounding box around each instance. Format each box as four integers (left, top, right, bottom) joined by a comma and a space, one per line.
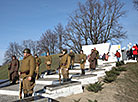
104, 68, 120, 83
116, 61, 125, 67
73, 98, 81, 102
86, 82, 104, 93
105, 69, 120, 77
115, 67, 127, 72
120, 60, 125, 65
104, 75, 117, 83
116, 62, 121, 67
104, 66, 127, 83
87, 99, 98, 102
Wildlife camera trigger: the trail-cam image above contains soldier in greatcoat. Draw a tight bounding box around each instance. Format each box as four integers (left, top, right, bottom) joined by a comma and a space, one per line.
88, 49, 97, 71
8, 55, 19, 84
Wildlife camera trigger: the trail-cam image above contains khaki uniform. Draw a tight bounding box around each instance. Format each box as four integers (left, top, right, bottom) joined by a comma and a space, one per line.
60, 54, 71, 80
79, 54, 86, 69
35, 57, 41, 79
20, 55, 36, 94
45, 55, 52, 70
8, 59, 19, 83
69, 52, 75, 67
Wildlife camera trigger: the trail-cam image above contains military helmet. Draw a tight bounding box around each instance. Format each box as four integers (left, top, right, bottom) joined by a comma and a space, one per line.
23, 48, 31, 54
80, 50, 83, 52
12, 55, 16, 59
34, 54, 38, 57
63, 49, 67, 53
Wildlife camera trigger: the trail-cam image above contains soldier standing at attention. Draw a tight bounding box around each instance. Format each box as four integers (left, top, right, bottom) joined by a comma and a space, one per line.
89, 49, 97, 71
19, 48, 36, 98
34, 54, 41, 79
79, 50, 86, 75
45, 52, 52, 75
60, 49, 71, 82
8, 55, 19, 84
69, 50, 75, 69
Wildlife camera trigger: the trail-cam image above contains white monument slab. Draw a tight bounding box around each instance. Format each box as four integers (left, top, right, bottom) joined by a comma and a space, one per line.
82, 43, 110, 65
82, 43, 110, 57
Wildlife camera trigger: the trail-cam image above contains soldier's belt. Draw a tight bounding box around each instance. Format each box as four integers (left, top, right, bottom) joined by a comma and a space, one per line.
20, 70, 29, 75
61, 63, 67, 66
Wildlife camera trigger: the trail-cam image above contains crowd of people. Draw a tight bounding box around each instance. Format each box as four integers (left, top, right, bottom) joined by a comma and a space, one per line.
126, 44, 138, 60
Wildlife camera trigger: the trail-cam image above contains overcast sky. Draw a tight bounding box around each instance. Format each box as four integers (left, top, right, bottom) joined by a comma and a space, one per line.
0, 0, 138, 65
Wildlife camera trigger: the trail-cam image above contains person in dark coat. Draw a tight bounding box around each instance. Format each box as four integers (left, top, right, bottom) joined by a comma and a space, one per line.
88, 49, 97, 71
8, 55, 19, 84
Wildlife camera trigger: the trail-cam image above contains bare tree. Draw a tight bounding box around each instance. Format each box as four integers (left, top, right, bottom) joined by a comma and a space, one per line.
4, 42, 23, 64
133, 0, 138, 10
65, 0, 127, 52
38, 29, 58, 54
22, 40, 39, 55
63, 23, 85, 53
54, 23, 65, 53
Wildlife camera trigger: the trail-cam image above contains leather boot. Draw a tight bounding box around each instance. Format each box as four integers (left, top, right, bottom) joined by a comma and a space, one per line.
81, 69, 84, 75
28, 93, 32, 97
82, 69, 85, 75
24, 94, 28, 98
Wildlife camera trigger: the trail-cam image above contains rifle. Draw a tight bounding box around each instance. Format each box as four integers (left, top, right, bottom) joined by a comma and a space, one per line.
19, 78, 23, 99
58, 65, 61, 84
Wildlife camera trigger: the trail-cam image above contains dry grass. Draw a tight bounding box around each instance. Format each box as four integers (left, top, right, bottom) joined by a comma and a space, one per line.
115, 63, 138, 102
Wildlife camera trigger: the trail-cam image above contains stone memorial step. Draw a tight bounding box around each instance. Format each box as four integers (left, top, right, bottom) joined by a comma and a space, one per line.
36, 81, 83, 99
0, 82, 45, 96
13, 95, 59, 102
124, 60, 137, 64
0, 79, 9, 85
35, 78, 59, 85
71, 74, 98, 85
90, 69, 106, 77
97, 65, 113, 71
42, 74, 73, 79
0, 95, 18, 102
